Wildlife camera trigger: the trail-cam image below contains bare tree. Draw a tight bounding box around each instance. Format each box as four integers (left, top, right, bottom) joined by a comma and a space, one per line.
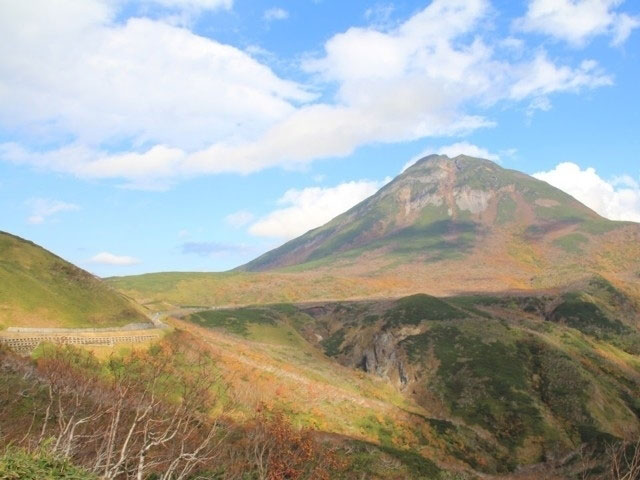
1, 336, 228, 479
608, 438, 640, 480
1, 335, 344, 480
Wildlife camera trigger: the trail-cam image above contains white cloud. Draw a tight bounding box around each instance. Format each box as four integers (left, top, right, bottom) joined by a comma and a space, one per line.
402, 142, 500, 172
263, 7, 289, 21
249, 179, 385, 239
26, 198, 79, 224
0, 0, 311, 151
225, 210, 254, 228
89, 252, 141, 266
313, 174, 327, 183
526, 95, 552, 117
509, 56, 612, 100
533, 162, 640, 222
515, 0, 640, 46
0, 0, 614, 187
438, 142, 500, 162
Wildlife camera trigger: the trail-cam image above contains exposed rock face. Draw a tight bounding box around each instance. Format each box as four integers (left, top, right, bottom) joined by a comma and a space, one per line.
455, 188, 493, 214
360, 331, 411, 389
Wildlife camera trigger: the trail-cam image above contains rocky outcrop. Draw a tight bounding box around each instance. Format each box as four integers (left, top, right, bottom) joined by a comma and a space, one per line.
358, 331, 411, 390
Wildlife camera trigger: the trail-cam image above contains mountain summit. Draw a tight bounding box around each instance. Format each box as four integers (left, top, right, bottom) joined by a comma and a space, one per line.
241, 155, 640, 293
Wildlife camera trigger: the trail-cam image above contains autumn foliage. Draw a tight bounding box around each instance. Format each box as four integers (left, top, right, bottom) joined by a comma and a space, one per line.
0, 334, 343, 479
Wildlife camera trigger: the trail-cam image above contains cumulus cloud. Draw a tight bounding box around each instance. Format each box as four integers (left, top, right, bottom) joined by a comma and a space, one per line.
515, 0, 640, 46
26, 198, 79, 224
89, 252, 141, 266
509, 56, 611, 100
533, 162, 640, 222
402, 142, 500, 172
249, 179, 385, 239
0, 0, 311, 151
0, 0, 614, 187
225, 210, 254, 228
263, 7, 288, 21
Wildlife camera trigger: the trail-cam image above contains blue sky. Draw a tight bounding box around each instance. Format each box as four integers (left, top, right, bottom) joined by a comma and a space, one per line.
1, 0, 639, 276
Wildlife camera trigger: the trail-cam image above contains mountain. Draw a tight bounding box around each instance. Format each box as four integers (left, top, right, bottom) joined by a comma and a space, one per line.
109, 155, 640, 308
241, 154, 640, 295
0, 231, 149, 329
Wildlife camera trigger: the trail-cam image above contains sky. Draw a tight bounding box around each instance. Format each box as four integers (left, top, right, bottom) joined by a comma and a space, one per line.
1, 0, 639, 277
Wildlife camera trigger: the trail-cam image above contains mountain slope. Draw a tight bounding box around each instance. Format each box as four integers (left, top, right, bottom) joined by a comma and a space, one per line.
173, 278, 640, 475
110, 155, 640, 309
240, 155, 640, 294
0, 231, 149, 329
242, 155, 635, 271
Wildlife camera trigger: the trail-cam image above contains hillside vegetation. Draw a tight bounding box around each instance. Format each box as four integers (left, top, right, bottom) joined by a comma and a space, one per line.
240, 155, 639, 277
0, 231, 149, 329
110, 156, 640, 307
170, 277, 640, 476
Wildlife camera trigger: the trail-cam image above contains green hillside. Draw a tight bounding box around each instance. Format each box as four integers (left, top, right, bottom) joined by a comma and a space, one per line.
0, 231, 149, 329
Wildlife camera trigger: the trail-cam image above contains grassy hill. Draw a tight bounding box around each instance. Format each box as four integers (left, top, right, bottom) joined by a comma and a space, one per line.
0, 231, 149, 329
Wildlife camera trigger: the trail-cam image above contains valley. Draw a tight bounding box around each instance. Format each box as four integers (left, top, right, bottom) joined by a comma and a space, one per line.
1, 156, 639, 479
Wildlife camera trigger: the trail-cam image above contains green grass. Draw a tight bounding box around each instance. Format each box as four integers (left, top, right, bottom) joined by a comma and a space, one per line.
379, 445, 442, 478
535, 204, 590, 223
496, 195, 517, 225
187, 307, 278, 337
384, 294, 466, 326
384, 220, 477, 261
0, 231, 148, 329
553, 233, 590, 253
0, 448, 97, 479
580, 219, 621, 235
344, 440, 445, 480
402, 324, 555, 456
550, 293, 630, 337
447, 295, 502, 318
321, 328, 345, 356
453, 157, 514, 190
